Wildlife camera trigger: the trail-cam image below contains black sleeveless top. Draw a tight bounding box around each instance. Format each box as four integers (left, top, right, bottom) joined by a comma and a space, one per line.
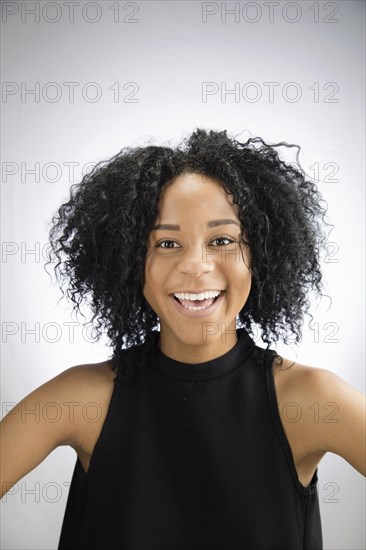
58, 328, 322, 549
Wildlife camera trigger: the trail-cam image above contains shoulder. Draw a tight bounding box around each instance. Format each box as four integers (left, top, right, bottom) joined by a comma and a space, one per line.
65, 360, 117, 384
273, 356, 366, 476
54, 360, 117, 407
272, 355, 340, 396
60, 360, 117, 410
273, 356, 363, 407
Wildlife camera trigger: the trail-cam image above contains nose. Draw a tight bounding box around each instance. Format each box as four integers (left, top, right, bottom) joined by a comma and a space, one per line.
176, 242, 215, 278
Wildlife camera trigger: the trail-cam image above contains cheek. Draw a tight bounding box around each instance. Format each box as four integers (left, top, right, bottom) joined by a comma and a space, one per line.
228, 260, 252, 310
224, 259, 251, 303
221, 245, 251, 281
143, 253, 164, 302
233, 265, 251, 294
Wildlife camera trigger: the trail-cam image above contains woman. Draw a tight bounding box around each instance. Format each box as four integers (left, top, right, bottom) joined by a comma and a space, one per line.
1, 129, 365, 549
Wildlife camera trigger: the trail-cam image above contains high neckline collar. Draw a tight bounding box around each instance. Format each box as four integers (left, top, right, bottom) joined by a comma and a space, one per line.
149, 327, 255, 381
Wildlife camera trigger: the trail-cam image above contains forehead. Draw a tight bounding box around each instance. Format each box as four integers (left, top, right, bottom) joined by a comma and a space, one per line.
157, 173, 238, 215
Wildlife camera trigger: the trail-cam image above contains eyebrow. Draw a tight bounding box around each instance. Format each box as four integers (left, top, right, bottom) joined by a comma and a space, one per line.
152, 219, 241, 231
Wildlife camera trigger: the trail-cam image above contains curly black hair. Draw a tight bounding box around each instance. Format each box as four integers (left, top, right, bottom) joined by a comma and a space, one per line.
45, 128, 331, 384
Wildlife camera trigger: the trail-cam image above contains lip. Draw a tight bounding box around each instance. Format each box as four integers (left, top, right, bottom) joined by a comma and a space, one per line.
168, 290, 225, 318
169, 289, 224, 295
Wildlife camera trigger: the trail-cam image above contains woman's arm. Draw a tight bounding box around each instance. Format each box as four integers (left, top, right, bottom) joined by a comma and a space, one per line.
0, 366, 84, 498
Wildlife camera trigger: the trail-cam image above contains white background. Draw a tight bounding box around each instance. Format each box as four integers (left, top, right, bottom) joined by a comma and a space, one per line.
1, 1, 365, 548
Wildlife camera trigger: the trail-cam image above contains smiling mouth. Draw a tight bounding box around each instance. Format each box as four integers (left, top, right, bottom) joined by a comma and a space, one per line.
171, 291, 224, 310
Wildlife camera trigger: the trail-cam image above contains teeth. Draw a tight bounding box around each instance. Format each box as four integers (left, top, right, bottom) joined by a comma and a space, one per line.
185, 305, 211, 310
173, 290, 222, 301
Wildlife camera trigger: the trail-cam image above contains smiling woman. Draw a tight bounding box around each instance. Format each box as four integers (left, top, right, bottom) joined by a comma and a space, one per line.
1, 129, 365, 550
44, 128, 331, 384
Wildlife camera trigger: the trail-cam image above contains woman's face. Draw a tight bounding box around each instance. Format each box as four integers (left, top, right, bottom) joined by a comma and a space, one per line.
143, 172, 252, 360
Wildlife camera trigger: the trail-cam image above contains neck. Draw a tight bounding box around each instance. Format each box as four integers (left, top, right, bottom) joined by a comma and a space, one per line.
157, 320, 238, 364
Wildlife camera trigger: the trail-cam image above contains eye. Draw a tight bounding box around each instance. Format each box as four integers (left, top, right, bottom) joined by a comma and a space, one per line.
209, 236, 237, 246
155, 236, 237, 249
155, 239, 179, 249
